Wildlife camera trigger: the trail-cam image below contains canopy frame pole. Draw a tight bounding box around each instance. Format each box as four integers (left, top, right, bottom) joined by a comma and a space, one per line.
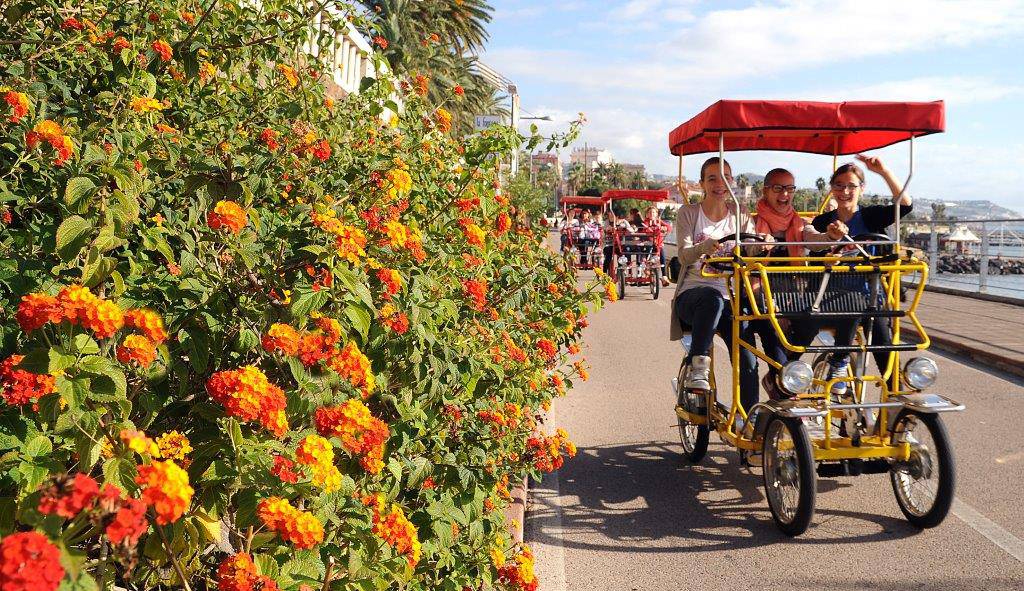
677, 154, 685, 202
894, 135, 914, 251
719, 134, 741, 246
832, 136, 839, 172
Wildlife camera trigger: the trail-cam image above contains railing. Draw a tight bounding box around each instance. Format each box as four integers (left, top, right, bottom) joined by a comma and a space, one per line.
903, 218, 1024, 299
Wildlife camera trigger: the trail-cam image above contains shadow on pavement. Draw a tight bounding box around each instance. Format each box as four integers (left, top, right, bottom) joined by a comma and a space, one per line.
527, 440, 921, 554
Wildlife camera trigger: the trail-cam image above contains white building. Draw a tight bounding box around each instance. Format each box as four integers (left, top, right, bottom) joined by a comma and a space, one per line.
569, 147, 613, 170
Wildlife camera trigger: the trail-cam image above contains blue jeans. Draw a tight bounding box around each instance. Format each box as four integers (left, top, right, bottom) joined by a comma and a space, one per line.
674, 286, 760, 412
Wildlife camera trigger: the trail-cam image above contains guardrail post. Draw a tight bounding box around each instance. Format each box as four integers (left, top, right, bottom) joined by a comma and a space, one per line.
979, 221, 989, 293
928, 225, 938, 277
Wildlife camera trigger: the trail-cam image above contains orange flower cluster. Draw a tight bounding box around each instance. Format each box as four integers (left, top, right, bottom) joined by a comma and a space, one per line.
573, 360, 590, 382
295, 434, 342, 492
124, 309, 168, 344
362, 494, 421, 567
120, 429, 159, 457
257, 497, 324, 549
550, 373, 565, 395
413, 74, 429, 96
459, 218, 485, 248
136, 460, 194, 524
535, 338, 557, 362
311, 139, 331, 161
496, 212, 512, 235
259, 128, 280, 150
116, 334, 157, 367
385, 168, 412, 201
276, 64, 299, 88
261, 323, 300, 356
433, 107, 452, 133
462, 279, 487, 311
455, 194, 480, 212
112, 36, 131, 52
25, 119, 74, 166
155, 431, 192, 465
604, 280, 618, 302
17, 285, 125, 339
376, 268, 402, 300
326, 341, 376, 397
129, 97, 164, 113
216, 553, 279, 591
205, 366, 288, 437
527, 428, 577, 473
3, 90, 30, 123
207, 200, 248, 234
0, 355, 55, 406
379, 303, 409, 334
314, 399, 390, 473
311, 209, 367, 263
497, 545, 539, 591
151, 39, 172, 61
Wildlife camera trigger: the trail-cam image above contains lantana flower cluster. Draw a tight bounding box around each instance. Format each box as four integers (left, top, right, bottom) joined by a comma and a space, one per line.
314, 399, 390, 474
362, 493, 422, 567
216, 553, 280, 591
526, 428, 578, 473
496, 545, 539, 591
206, 366, 288, 437
295, 434, 342, 492
0, 355, 56, 406
262, 321, 375, 398
257, 497, 324, 549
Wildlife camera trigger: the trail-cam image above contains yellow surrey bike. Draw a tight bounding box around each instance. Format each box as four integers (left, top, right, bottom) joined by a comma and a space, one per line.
667, 100, 964, 536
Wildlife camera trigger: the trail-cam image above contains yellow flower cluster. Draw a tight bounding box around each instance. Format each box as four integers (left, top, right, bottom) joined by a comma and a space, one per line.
295, 434, 342, 492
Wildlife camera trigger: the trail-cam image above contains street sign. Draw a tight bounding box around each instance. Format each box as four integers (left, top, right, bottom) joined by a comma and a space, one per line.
474, 115, 502, 131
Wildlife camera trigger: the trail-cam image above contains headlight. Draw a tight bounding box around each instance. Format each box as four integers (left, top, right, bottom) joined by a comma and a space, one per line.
618, 256, 628, 264
903, 357, 939, 390
780, 361, 814, 394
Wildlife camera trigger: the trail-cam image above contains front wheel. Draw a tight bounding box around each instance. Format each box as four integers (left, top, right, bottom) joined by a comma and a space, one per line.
890, 411, 956, 528
763, 416, 816, 536
651, 267, 661, 300
617, 268, 626, 300
676, 361, 708, 463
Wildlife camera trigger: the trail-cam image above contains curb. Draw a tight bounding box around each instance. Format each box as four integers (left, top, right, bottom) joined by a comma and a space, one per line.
903, 281, 1024, 307
503, 477, 528, 544
904, 325, 1024, 379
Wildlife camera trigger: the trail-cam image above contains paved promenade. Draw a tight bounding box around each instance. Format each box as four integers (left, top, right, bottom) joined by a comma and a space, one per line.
527, 265, 1024, 590
906, 289, 1024, 377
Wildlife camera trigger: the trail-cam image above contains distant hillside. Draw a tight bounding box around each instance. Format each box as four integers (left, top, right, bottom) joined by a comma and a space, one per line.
909, 198, 1021, 220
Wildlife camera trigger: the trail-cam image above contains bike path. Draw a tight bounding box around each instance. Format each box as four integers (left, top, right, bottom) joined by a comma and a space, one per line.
527, 283, 1024, 591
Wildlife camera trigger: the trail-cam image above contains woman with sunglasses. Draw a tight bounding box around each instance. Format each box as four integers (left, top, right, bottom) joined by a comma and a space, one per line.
808, 154, 911, 395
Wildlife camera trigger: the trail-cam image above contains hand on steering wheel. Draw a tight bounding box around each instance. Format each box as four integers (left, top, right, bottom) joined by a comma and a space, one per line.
706, 233, 762, 270
827, 232, 894, 257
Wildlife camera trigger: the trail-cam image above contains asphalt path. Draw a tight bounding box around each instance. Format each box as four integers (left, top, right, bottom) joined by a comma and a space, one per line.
527, 266, 1024, 591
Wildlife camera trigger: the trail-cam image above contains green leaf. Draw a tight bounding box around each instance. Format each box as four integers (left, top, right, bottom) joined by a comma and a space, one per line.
110, 190, 140, 226
254, 554, 280, 579
102, 457, 137, 492
56, 215, 93, 262
58, 570, 98, 591
345, 303, 371, 341
48, 347, 77, 373
407, 457, 432, 489
24, 434, 52, 457
290, 288, 329, 319
64, 177, 97, 208
73, 334, 100, 355
140, 72, 157, 98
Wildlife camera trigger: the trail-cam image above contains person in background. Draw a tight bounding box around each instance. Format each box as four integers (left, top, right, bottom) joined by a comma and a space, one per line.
644, 205, 672, 287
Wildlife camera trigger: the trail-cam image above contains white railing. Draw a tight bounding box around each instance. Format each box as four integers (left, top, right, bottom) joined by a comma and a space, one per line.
304, 15, 376, 96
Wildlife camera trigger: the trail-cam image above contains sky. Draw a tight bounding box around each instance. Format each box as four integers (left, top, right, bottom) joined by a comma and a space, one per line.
482, 0, 1024, 212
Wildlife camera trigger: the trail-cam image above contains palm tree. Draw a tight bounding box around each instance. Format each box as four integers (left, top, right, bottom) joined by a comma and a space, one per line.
628, 170, 647, 190
567, 164, 586, 195
358, 0, 499, 134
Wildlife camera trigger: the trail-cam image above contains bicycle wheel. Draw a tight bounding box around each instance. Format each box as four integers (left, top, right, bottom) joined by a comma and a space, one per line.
651, 267, 661, 300
763, 416, 816, 536
617, 268, 626, 299
675, 360, 709, 463
890, 410, 955, 528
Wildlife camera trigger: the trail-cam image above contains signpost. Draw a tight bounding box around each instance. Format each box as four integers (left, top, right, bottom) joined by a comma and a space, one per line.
474, 115, 502, 131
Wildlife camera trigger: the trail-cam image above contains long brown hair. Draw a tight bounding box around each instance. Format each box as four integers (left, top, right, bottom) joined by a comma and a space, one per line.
830, 163, 865, 185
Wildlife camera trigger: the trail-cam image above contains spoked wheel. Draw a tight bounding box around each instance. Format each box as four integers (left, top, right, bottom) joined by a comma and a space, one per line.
890, 410, 955, 528
650, 267, 661, 300
675, 360, 709, 464
617, 268, 626, 299
763, 416, 816, 536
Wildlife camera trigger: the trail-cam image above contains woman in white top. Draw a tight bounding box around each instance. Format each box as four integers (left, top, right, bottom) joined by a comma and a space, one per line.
669, 157, 761, 413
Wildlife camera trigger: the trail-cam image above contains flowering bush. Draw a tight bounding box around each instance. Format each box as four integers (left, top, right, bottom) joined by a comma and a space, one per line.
0, 1, 594, 589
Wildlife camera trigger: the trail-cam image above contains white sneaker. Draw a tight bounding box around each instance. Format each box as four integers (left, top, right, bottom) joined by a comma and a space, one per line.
828, 358, 850, 396
684, 355, 712, 390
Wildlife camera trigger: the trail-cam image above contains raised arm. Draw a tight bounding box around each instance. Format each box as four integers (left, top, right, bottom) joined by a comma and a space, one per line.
856, 154, 909, 206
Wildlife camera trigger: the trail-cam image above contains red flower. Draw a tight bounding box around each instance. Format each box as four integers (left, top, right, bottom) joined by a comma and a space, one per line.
105, 497, 148, 545
536, 338, 557, 362
373, 36, 388, 50
151, 39, 173, 62
0, 532, 65, 591
38, 473, 100, 518
453, 85, 465, 96
462, 279, 487, 312
60, 18, 84, 31
311, 139, 331, 161
271, 455, 299, 484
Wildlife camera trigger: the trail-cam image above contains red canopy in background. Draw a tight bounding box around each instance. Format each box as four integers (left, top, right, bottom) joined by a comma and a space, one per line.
560, 196, 607, 207
668, 100, 945, 156
602, 189, 669, 202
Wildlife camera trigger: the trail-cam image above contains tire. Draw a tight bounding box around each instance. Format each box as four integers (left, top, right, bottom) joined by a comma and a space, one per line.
890, 410, 956, 528
676, 360, 709, 463
617, 268, 626, 299
651, 267, 661, 300
763, 416, 816, 536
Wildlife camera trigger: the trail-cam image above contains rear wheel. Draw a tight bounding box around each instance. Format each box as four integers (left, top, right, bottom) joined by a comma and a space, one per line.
617, 267, 626, 299
675, 360, 708, 463
651, 267, 661, 299
890, 410, 955, 528
763, 416, 816, 536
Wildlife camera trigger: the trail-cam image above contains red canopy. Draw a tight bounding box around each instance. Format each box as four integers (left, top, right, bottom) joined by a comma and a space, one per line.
602, 189, 669, 203
560, 196, 606, 207
668, 100, 944, 156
